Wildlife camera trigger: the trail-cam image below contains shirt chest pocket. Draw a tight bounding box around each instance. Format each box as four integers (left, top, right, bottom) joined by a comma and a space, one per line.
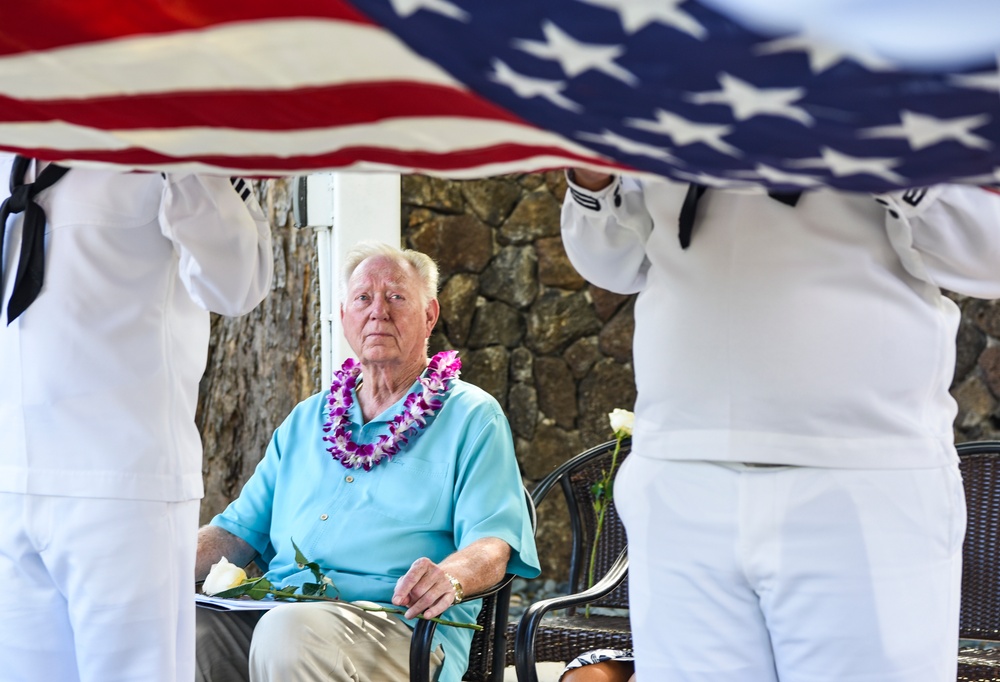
42, 171, 162, 232
371, 459, 449, 525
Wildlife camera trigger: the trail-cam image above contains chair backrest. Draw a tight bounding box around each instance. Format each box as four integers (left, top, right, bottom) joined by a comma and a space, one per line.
957, 440, 1000, 640
532, 438, 631, 612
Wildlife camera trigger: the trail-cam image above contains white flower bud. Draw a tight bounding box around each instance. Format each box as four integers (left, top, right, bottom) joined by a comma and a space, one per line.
202, 556, 248, 595
608, 408, 634, 438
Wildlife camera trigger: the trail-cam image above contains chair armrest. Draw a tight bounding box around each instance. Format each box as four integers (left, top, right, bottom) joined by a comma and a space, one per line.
409, 572, 518, 682
513, 548, 628, 682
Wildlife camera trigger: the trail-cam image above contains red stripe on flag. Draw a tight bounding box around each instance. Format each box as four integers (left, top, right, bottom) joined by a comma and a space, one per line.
0, 83, 525, 129
0, 0, 375, 55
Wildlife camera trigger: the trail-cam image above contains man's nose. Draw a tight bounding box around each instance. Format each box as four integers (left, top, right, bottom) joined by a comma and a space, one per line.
369, 296, 389, 318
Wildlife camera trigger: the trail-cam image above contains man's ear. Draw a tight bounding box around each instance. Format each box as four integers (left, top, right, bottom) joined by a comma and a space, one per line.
425, 298, 440, 336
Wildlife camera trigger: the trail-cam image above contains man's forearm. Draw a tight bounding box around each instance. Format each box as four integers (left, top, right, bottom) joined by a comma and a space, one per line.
195, 524, 257, 583
439, 537, 512, 596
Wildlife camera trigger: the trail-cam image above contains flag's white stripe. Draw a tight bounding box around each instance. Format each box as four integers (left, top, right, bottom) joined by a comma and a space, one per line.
0, 120, 134, 150
0, 19, 460, 100
0, 116, 603, 159
61, 155, 623, 179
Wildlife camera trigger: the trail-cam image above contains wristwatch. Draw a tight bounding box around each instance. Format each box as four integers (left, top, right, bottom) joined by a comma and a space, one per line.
444, 573, 464, 604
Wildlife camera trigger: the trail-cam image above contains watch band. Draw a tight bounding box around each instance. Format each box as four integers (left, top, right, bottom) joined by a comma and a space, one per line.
444, 572, 464, 604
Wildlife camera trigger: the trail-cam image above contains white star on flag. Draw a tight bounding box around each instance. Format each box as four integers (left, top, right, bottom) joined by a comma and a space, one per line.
949, 70, 1000, 93
731, 164, 823, 186
490, 59, 581, 112
576, 0, 706, 38
860, 110, 992, 150
388, 0, 469, 21
577, 129, 679, 161
625, 109, 740, 156
754, 33, 891, 74
673, 170, 753, 188
686, 73, 814, 125
789, 147, 905, 184
512, 21, 638, 85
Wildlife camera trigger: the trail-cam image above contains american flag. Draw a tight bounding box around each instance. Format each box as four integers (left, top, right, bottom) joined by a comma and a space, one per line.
1, 0, 998, 191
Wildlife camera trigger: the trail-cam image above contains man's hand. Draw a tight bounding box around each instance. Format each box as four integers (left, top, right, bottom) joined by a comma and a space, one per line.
392, 539, 510, 619
570, 168, 614, 191
392, 557, 458, 620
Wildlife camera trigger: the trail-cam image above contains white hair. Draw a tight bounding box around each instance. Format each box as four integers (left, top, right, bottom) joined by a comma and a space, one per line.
340, 241, 439, 303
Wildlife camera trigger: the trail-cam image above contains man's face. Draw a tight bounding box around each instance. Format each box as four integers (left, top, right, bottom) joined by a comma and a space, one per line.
340, 256, 438, 367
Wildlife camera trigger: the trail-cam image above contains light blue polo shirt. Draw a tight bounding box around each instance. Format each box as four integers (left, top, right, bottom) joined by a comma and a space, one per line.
212, 376, 540, 681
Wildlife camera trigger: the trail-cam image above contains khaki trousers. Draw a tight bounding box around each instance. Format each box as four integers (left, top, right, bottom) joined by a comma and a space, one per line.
196, 600, 445, 682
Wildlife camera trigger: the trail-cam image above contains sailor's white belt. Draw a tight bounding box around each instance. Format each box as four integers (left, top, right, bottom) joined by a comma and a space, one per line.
711, 461, 798, 470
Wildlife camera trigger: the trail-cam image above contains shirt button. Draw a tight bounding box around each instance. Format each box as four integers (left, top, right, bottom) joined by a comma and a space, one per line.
320, 514, 328, 521
346, 475, 354, 483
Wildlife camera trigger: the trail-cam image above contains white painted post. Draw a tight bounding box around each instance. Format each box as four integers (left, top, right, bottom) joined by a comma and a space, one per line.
306, 172, 401, 385
301, 172, 336, 386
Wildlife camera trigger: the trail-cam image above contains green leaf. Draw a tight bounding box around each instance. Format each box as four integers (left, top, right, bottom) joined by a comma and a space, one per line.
210, 583, 252, 599
245, 578, 275, 600
301, 582, 325, 597
268, 585, 302, 601
213, 576, 268, 599
292, 538, 325, 583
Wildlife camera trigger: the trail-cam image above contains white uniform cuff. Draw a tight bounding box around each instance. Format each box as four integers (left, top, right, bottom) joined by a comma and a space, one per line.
873, 186, 944, 219
564, 171, 622, 213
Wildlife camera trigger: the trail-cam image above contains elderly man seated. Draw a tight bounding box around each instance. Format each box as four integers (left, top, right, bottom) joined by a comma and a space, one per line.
194, 241, 540, 682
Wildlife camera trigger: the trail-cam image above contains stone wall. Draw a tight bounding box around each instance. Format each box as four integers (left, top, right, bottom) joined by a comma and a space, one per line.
400, 173, 1000, 577
952, 297, 1000, 442
401, 173, 636, 575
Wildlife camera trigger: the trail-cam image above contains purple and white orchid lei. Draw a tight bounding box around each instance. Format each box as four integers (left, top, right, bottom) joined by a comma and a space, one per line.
322, 350, 462, 471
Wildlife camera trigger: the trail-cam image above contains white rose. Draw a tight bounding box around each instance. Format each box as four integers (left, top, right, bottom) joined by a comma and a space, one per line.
608, 408, 634, 438
202, 557, 248, 596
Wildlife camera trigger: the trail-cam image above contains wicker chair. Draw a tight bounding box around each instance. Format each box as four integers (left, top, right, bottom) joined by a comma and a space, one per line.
510, 439, 632, 682
509, 439, 1000, 682
957, 440, 1000, 681
410, 488, 537, 682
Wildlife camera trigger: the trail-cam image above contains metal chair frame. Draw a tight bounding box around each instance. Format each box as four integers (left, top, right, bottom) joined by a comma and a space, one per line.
511, 439, 632, 682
